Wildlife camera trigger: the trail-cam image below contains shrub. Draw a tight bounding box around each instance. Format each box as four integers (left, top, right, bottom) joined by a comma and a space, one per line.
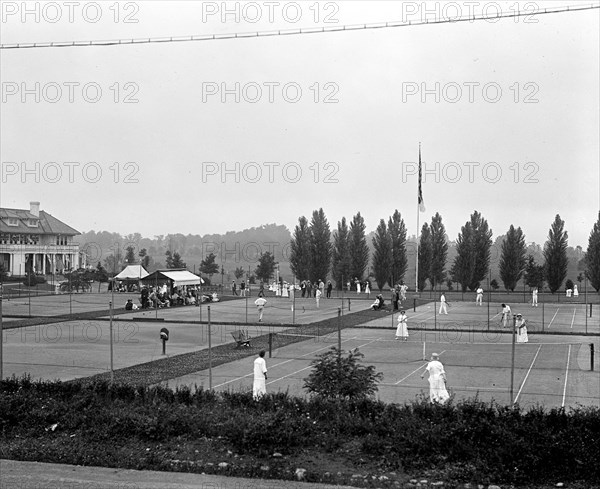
22, 272, 46, 286
303, 347, 383, 400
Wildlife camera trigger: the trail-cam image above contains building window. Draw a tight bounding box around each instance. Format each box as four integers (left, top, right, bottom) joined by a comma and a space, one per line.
6, 218, 18, 227
27, 219, 39, 227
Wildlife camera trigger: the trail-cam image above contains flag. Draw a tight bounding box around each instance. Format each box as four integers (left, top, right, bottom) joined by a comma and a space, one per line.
418, 144, 426, 212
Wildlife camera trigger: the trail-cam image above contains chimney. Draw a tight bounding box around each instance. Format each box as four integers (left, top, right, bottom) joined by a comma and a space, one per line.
30, 201, 40, 217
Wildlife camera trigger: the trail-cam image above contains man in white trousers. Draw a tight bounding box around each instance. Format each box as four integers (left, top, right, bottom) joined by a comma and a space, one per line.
253, 350, 268, 400
439, 293, 448, 314
476, 287, 484, 306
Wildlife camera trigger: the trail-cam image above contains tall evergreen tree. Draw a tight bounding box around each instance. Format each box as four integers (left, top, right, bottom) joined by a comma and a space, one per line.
199, 252, 219, 278
165, 250, 174, 269
388, 210, 408, 286
543, 214, 569, 294
586, 211, 600, 292
255, 252, 277, 283
309, 208, 332, 282
499, 225, 527, 291
372, 219, 392, 291
171, 252, 186, 269
332, 217, 351, 290
429, 213, 448, 290
348, 212, 370, 282
289, 216, 312, 281
451, 211, 493, 291
451, 221, 472, 292
125, 245, 136, 265
418, 223, 432, 292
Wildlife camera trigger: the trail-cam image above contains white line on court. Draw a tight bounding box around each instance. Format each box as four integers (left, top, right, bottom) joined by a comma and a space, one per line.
213, 335, 363, 389
570, 308, 576, 329
213, 336, 370, 389
394, 349, 447, 385
382, 383, 506, 392
514, 344, 543, 404
562, 344, 571, 407
266, 337, 382, 386
547, 307, 560, 329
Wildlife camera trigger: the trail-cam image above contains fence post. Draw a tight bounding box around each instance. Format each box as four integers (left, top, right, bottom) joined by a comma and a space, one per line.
0, 286, 3, 383
510, 315, 516, 405
542, 302, 545, 333
591, 343, 595, 371
208, 306, 212, 390
269, 333, 273, 358
337, 308, 342, 352
109, 301, 114, 383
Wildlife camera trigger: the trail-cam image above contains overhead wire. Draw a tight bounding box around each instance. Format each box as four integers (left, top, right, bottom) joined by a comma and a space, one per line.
1, 3, 598, 50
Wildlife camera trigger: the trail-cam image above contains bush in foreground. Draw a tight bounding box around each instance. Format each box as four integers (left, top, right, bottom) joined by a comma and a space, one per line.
0, 376, 599, 487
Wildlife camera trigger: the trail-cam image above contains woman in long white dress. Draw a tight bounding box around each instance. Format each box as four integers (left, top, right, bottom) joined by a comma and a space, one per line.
395, 309, 408, 341
515, 313, 528, 343
421, 353, 450, 403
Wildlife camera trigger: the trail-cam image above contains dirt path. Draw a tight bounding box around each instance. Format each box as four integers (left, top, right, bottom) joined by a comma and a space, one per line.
0, 459, 355, 488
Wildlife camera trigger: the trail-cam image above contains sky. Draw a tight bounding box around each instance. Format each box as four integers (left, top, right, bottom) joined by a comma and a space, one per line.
1, 0, 599, 248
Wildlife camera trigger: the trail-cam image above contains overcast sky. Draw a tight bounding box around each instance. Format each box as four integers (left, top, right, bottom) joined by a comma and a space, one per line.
1, 1, 599, 247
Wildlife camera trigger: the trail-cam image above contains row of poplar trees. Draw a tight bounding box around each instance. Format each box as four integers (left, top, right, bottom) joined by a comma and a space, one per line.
289, 209, 600, 294
289, 208, 412, 291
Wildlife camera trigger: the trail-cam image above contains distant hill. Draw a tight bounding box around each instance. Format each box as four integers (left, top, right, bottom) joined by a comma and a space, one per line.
77, 225, 587, 290
76, 224, 293, 283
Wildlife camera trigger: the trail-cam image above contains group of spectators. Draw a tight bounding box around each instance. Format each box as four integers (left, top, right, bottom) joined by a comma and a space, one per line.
125, 284, 219, 310
300, 279, 333, 298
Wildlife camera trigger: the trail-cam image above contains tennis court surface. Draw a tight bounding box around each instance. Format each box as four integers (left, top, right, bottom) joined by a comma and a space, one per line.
163, 328, 599, 410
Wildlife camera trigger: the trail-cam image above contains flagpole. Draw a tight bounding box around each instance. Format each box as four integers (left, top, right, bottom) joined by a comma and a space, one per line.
415, 142, 421, 293
416, 191, 420, 293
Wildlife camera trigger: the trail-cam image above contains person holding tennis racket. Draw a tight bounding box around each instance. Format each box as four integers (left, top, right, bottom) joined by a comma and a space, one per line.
421, 353, 450, 404
439, 293, 449, 314
395, 309, 409, 341
501, 303, 512, 328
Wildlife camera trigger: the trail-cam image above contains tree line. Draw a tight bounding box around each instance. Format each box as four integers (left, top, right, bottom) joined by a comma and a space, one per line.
287, 209, 600, 294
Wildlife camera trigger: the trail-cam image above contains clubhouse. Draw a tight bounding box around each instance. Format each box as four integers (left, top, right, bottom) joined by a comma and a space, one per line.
0, 201, 85, 277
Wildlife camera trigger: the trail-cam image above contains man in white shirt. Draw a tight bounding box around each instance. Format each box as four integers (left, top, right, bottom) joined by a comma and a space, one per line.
253, 350, 267, 400
255, 296, 267, 322
439, 293, 448, 314
501, 303, 512, 328
476, 287, 484, 306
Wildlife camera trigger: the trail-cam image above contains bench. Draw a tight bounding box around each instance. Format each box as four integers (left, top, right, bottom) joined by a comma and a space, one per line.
231, 330, 251, 348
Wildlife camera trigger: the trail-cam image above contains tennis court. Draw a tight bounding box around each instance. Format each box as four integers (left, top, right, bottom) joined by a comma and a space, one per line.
0, 319, 287, 382
2, 291, 598, 410
356, 299, 599, 335
163, 328, 599, 410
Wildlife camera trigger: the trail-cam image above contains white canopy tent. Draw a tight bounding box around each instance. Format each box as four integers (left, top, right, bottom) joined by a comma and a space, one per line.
114, 265, 149, 280
141, 269, 204, 287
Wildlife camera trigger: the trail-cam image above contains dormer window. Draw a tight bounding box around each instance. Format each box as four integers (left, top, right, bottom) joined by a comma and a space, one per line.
6, 218, 18, 227
27, 219, 39, 227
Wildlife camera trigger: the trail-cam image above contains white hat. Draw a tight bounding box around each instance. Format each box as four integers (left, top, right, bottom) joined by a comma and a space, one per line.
431, 352, 439, 359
